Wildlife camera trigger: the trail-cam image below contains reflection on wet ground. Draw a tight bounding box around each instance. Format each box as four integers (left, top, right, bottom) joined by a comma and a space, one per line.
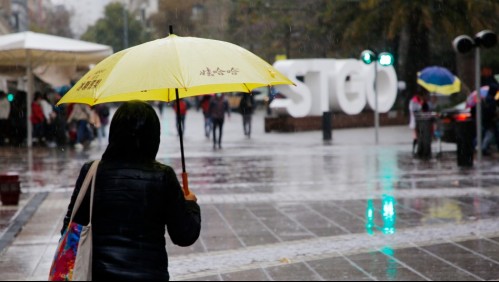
0, 110, 499, 280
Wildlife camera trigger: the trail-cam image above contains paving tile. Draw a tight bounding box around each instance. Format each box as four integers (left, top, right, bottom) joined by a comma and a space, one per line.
307, 202, 366, 234
422, 242, 499, 280
307, 256, 373, 281
346, 250, 427, 281
455, 239, 499, 264
265, 262, 323, 281
248, 204, 311, 242
287, 203, 349, 237
182, 274, 221, 281
393, 247, 480, 281
221, 268, 269, 281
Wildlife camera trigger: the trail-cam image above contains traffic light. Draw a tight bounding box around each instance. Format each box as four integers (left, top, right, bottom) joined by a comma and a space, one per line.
7, 93, 14, 102
360, 50, 376, 65
361, 50, 394, 66
378, 52, 394, 66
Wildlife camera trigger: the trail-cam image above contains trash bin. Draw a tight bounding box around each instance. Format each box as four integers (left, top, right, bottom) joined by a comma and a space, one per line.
455, 120, 475, 167
416, 112, 435, 159
0, 173, 21, 205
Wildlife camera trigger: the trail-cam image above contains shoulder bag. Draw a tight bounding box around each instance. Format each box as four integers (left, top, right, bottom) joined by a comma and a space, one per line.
48, 160, 100, 281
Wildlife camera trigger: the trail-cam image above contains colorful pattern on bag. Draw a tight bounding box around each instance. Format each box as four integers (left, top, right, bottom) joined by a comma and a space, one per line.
48, 222, 83, 281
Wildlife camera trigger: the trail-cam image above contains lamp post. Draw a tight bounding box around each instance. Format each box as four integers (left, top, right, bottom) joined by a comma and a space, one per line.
361, 50, 394, 144
453, 30, 497, 164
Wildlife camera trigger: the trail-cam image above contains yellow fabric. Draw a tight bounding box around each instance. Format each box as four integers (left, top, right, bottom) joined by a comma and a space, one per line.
58, 35, 293, 106
417, 78, 461, 95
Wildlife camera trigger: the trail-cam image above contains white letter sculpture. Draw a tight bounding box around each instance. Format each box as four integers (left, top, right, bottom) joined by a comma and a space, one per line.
271, 59, 398, 117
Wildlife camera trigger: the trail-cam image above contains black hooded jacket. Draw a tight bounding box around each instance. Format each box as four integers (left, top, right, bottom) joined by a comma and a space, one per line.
62, 160, 201, 281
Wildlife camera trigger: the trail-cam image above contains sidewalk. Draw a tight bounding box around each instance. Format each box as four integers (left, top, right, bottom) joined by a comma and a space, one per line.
1, 109, 499, 280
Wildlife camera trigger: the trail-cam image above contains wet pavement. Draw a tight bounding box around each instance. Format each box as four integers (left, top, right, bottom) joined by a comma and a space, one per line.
0, 107, 499, 280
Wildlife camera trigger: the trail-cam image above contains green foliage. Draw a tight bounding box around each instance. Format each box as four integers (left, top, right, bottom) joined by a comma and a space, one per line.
81, 3, 152, 52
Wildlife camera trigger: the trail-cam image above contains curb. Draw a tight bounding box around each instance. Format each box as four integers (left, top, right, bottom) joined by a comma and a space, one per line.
0, 192, 48, 254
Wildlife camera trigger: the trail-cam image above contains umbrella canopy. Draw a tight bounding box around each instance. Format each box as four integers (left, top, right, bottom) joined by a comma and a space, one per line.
0, 31, 113, 147
57, 32, 294, 195
57, 34, 293, 106
417, 66, 461, 95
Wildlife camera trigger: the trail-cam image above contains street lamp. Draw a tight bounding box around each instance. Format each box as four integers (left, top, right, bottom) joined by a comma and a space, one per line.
360, 50, 394, 144
453, 30, 497, 164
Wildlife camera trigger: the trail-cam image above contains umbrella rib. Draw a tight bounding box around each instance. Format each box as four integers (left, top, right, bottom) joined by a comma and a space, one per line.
243, 83, 251, 93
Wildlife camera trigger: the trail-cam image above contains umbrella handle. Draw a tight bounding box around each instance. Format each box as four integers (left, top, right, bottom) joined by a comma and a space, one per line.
182, 172, 190, 196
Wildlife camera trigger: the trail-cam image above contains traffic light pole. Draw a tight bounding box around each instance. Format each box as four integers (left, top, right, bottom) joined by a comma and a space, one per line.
374, 62, 379, 144
475, 48, 482, 165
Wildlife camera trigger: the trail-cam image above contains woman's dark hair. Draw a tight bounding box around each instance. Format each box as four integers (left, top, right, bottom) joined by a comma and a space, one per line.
102, 101, 160, 162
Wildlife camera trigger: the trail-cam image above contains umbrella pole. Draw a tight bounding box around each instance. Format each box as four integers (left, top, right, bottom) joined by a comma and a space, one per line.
175, 88, 189, 195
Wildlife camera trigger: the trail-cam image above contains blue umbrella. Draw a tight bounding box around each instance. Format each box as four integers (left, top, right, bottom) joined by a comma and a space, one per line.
417, 66, 461, 95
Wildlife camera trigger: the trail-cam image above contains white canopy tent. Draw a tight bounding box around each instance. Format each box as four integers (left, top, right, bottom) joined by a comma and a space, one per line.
0, 31, 113, 146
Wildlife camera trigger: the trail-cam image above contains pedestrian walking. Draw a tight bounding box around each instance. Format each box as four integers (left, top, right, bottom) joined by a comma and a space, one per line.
67, 103, 94, 149
0, 91, 10, 146
409, 90, 428, 155
39, 93, 57, 148
480, 83, 498, 156
94, 104, 110, 146
239, 93, 255, 138
209, 93, 231, 149
200, 95, 213, 138
173, 99, 189, 137
57, 101, 201, 280
31, 92, 46, 146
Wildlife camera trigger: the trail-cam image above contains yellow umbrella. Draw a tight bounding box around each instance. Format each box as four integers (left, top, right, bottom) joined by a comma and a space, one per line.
58, 29, 294, 195
57, 35, 292, 105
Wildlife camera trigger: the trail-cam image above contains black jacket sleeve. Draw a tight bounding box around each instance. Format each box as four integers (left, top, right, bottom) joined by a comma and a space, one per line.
164, 167, 201, 247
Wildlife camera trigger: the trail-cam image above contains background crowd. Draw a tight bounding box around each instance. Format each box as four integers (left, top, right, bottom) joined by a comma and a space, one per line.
0, 90, 256, 150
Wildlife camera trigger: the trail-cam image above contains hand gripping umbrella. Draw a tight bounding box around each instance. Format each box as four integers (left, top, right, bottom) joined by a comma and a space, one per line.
57, 26, 294, 195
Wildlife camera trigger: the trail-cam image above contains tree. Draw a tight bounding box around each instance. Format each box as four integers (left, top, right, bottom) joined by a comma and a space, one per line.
81, 3, 152, 52
149, 0, 198, 38
30, 5, 73, 38
315, 0, 499, 111
227, 0, 321, 63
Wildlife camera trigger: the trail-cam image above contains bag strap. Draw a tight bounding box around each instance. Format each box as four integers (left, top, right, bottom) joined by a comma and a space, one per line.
69, 160, 100, 223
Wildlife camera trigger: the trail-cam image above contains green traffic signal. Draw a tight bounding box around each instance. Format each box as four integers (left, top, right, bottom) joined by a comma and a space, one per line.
360, 50, 376, 65
361, 50, 394, 66
378, 52, 394, 66
7, 93, 14, 102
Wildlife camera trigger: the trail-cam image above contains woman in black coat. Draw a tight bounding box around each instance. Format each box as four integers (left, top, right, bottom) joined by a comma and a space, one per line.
61, 101, 201, 281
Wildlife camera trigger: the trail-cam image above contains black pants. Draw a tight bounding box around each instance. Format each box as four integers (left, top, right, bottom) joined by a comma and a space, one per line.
242, 114, 252, 136
212, 118, 224, 146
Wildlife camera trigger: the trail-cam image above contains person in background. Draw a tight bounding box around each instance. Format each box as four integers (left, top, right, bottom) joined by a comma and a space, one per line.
31, 92, 46, 146
94, 104, 111, 146
209, 93, 230, 150
9, 90, 27, 146
39, 93, 57, 148
68, 103, 94, 150
409, 89, 428, 155
480, 83, 498, 156
0, 91, 10, 146
173, 99, 189, 137
60, 101, 201, 280
200, 95, 213, 138
52, 93, 68, 146
239, 93, 255, 138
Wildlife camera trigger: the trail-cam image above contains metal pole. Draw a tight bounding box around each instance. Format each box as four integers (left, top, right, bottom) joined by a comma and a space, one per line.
26, 51, 33, 147
475, 48, 482, 164
374, 60, 379, 144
